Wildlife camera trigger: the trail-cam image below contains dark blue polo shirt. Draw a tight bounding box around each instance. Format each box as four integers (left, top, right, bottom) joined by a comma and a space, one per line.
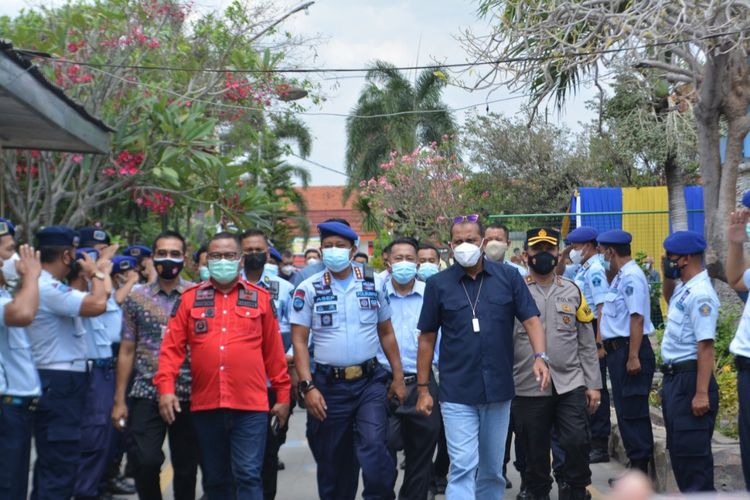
417, 260, 539, 405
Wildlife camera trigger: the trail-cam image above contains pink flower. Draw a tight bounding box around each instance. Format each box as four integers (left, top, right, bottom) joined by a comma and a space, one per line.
71, 154, 83, 164
359, 180, 366, 188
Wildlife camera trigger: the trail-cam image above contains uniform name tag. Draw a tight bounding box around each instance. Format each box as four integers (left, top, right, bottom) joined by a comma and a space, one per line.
238, 289, 258, 308
314, 303, 337, 313
314, 295, 337, 303
362, 282, 375, 291
194, 289, 215, 308
356, 290, 378, 299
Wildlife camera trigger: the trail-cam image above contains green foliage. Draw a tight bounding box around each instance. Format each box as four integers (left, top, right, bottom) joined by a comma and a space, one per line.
716, 367, 739, 438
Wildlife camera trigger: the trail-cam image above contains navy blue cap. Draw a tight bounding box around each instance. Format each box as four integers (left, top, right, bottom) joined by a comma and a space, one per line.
78, 226, 110, 247
664, 230, 706, 255
318, 221, 358, 243
123, 245, 152, 259
75, 247, 99, 261
36, 226, 80, 247
112, 255, 137, 274
565, 226, 598, 244
0, 217, 15, 237
743, 191, 750, 208
597, 229, 632, 245
269, 247, 283, 262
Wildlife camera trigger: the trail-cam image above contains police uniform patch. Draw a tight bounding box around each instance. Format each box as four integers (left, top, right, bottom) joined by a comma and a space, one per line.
699, 303, 712, 317
369, 298, 379, 308
195, 288, 215, 308
359, 298, 370, 309
562, 315, 572, 324
356, 290, 378, 299
362, 281, 376, 291
625, 285, 634, 296
269, 280, 280, 300
313, 282, 330, 293
238, 289, 258, 308
293, 290, 305, 311
321, 313, 333, 326
592, 277, 602, 287
271, 300, 278, 318
171, 297, 182, 317
314, 295, 337, 303
194, 319, 208, 334
205, 308, 215, 318
561, 303, 572, 313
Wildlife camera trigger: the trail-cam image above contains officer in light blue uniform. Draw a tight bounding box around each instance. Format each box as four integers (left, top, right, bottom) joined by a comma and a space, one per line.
597, 229, 655, 476
291, 221, 407, 500
0, 217, 43, 500
123, 244, 153, 283
27, 226, 111, 500
564, 226, 611, 463
659, 230, 719, 492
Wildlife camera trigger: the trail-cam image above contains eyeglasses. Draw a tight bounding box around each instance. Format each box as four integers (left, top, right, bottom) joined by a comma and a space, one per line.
453, 214, 480, 224
207, 252, 241, 261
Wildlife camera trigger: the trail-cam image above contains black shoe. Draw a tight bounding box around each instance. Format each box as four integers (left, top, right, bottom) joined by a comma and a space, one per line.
516, 483, 532, 500
589, 447, 610, 463
107, 476, 136, 495
277, 460, 285, 471
505, 476, 513, 489
559, 482, 590, 500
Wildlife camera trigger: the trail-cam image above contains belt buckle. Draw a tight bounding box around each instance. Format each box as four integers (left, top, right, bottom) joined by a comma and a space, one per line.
344, 366, 363, 380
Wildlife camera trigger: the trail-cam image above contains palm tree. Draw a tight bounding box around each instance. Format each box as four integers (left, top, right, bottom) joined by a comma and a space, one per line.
345, 60, 456, 195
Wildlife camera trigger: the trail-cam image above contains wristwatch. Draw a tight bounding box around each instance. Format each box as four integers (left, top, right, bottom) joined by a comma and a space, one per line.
298, 380, 315, 394
533, 352, 550, 363
92, 271, 106, 281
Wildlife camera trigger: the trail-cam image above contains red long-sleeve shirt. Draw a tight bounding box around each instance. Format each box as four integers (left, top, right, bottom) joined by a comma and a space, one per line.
154, 279, 291, 411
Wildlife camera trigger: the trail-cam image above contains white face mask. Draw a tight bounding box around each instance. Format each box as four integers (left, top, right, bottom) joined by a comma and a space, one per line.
484, 240, 508, 262
306, 258, 320, 266
281, 264, 295, 275
569, 248, 584, 265
453, 241, 483, 268
1, 252, 20, 288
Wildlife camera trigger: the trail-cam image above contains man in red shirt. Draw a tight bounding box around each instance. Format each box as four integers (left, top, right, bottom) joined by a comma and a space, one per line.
155, 232, 291, 500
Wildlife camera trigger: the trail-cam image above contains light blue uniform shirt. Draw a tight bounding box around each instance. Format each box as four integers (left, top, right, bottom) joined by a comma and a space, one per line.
573, 256, 609, 318
661, 270, 719, 364
84, 295, 122, 359
377, 279, 425, 374
0, 288, 40, 396
730, 269, 750, 358
600, 260, 654, 340
504, 260, 528, 277
290, 264, 392, 367
254, 271, 294, 335
27, 270, 87, 369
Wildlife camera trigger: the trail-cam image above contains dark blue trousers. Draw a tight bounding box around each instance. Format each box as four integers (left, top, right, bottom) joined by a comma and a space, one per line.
0, 399, 35, 500
192, 409, 268, 500
75, 363, 116, 497
307, 365, 394, 500
661, 370, 717, 492
590, 357, 611, 439
605, 339, 655, 461
32, 369, 87, 500
736, 362, 750, 490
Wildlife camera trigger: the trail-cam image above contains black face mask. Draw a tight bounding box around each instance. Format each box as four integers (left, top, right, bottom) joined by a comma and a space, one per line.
662, 256, 683, 280
243, 252, 267, 273
153, 258, 184, 280
529, 251, 558, 275
65, 251, 80, 282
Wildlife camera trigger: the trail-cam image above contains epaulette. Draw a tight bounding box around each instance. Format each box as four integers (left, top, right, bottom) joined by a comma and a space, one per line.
525, 274, 535, 285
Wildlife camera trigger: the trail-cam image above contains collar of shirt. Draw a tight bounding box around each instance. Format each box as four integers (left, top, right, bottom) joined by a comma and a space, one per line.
149, 278, 188, 297
447, 261, 495, 282
682, 269, 709, 288
385, 277, 425, 298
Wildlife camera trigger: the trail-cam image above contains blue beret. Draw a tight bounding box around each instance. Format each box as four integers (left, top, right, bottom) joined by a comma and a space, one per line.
36, 226, 80, 247
743, 190, 750, 208
78, 226, 110, 247
112, 255, 137, 274
565, 226, 598, 244
664, 230, 706, 255
597, 229, 632, 245
0, 217, 15, 237
75, 247, 99, 261
318, 221, 358, 243
123, 245, 152, 258
269, 247, 283, 262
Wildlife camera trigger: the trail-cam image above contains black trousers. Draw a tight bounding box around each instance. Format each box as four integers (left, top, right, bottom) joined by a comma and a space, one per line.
512, 387, 591, 496
387, 377, 440, 500
127, 398, 200, 500
262, 389, 289, 500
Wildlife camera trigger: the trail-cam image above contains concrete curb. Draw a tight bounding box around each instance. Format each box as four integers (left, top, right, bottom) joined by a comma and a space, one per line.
607, 406, 744, 492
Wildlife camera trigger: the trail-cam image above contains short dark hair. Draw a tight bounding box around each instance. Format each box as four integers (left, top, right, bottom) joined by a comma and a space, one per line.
390, 237, 419, 254
193, 243, 208, 264
304, 248, 320, 258
486, 222, 510, 238
282, 249, 293, 259
208, 231, 241, 249
40, 245, 71, 264
153, 230, 186, 253
382, 242, 394, 255
602, 243, 631, 257
354, 252, 369, 261
449, 220, 484, 239
418, 242, 441, 260
240, 229, 268, 243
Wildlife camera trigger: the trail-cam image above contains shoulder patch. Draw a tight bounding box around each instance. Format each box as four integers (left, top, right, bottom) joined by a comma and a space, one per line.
170, 297, 182, 317
592, 276, 602, 287
625, 285, 634, 296
699, 303, 713, 317
293, 289, 305, 311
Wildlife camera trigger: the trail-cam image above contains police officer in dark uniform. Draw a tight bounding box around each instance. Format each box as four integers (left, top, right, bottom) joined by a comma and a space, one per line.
660, 231, 720, 492
291, 221, 407, 500
27, 226, 111, 499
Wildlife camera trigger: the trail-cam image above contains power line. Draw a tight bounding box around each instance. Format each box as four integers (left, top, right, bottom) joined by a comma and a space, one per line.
16, 28, 747, 75
288, 152, 348, 177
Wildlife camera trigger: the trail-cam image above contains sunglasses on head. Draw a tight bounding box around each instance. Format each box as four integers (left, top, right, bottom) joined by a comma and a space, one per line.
453, 214, 480, 224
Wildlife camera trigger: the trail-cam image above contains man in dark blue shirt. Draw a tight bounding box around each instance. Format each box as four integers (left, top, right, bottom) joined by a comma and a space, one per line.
416, 215, 549, 500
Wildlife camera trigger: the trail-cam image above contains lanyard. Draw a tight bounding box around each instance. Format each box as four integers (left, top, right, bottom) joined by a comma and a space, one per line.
461, 274, 485, 333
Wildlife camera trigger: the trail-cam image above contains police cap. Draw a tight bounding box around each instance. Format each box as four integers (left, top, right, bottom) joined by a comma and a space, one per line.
36, 226, 80, 248
565, 226, 598, 244
112, 255, 137, 274
78, 226, 110, 247
743, 190, 750, 208
123, 245, 152, 259
526, 227, 559, 247
76, 247, 100, 261
318, 221, 358, 244
663, 230, 706, 255
269, 247, 283, 263
597, 229, 632, 245
0, 217, 15, 238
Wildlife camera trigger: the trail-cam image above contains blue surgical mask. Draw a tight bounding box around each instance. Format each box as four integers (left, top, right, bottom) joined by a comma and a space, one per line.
391, 261, 417, 285
602, 256, 611, 272
322, 247, 352, 272
264, 263, 279, 277
199, 266, 210, 281
417, 262, 440, 281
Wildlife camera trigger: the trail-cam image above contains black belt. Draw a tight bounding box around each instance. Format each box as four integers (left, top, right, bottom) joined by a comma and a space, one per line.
1, 395, 39, 410
87, 357, 114, 370
404, 374, 417, 385
317, 358, 378, 381
736, 355, 750, 372
603, 337, 629, 353
660, 360, 697, 376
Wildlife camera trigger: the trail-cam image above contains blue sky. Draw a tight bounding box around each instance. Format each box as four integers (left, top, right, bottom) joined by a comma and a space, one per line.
1, 0, 599, 185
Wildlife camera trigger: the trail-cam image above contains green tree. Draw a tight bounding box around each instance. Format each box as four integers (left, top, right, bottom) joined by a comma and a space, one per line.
345, 61, 456, 194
